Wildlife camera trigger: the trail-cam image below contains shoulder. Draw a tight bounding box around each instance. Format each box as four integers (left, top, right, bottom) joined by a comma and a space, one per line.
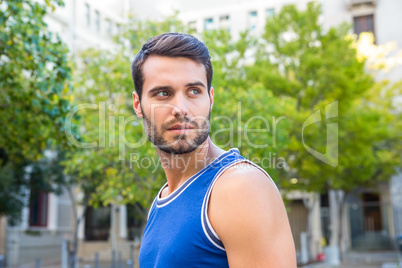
209, 161, 283, 217
209, 162, 283, 231
212, 161, 280, 204
208, 161, 297, 266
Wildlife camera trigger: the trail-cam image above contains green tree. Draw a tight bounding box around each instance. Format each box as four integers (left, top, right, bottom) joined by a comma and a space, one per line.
64, 5, 400, 263
0, 0, 74, 221
65, 13, 187, 213
66, 22, 293, 214
246, 2, 401, 260
202, 29, 293, 181
62, 15, 187, 266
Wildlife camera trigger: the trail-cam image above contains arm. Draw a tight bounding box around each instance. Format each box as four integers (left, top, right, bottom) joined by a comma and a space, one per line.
208, 164, 297, 268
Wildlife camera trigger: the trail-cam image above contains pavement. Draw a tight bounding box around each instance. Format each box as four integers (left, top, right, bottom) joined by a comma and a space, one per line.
302, 251, 402, 268
10, 250, 402, 268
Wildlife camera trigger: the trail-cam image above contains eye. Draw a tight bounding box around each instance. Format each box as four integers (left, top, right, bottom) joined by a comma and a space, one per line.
189, 88, 200, 95
155, 91, 169, 97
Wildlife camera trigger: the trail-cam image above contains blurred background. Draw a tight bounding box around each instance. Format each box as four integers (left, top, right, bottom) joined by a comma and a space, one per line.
0, 0, 401, 267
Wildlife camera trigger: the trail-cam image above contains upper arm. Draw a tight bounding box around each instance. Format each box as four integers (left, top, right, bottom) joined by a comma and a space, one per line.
208, 164, 297, 268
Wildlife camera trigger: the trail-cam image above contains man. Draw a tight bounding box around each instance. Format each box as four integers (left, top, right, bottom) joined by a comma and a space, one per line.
131, 33, 296, 267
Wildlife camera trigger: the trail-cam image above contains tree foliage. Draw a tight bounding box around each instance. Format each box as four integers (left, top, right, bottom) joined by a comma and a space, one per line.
0, 0, 74, 220
1, 1, 399, 264
65, 3, 401, 212
64, 15, 187, 210
201, 29, 294, 181
246, 3, 401, 192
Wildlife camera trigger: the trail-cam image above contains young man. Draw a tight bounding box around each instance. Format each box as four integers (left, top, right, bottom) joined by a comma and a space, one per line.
131, 33, 296, 267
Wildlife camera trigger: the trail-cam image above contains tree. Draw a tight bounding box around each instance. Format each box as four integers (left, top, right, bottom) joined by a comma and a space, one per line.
65, 14, 188, 213
0, 0, 74, 222
64, 4, 401, 264
66, 21, 293, 208
62, 15, 187, 267
201, 28, 293, 181
246, 2, 401, 261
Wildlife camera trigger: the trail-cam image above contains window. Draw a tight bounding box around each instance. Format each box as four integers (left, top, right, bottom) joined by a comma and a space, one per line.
266, 8, 275, 18
29, 190, 48, 227
220, 15, 230, 32
204, 18, 213, 31
85, 3, 90, 27
85, 206, 111, 241
95, 10, 101, 33
106, 20, 113, 35
188, 21, 197, 32
248, 11, 258, 31
249, 11, 258, 19
116, 24, 121, 35
353, 14, 375, 38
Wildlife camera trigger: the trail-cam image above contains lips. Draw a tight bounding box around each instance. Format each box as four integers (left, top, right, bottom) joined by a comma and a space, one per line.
167, 124, 194, 130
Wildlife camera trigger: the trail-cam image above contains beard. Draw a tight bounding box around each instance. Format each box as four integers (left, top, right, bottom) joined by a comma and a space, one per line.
142, 109, 211, 155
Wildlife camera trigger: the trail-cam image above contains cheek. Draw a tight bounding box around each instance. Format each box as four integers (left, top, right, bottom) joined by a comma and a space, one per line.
194, 98, 212, 115
142, 99, 165, 117
191, 103, 211, 123
143, 105, 171, 123
188, 95, 210, 110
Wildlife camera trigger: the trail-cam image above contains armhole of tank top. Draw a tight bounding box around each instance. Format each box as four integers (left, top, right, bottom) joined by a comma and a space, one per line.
201, 159, 279, 251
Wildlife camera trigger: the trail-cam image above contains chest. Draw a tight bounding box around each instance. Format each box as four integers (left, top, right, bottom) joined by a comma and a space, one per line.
139, 185, 228, 267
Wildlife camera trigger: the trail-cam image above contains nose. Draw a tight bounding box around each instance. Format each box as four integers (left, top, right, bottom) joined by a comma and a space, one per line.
171, 94, 190, 117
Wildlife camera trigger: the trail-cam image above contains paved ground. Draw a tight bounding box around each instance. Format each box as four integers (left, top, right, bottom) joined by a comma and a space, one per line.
11, 250, 402, 268
303, 251, 402, 268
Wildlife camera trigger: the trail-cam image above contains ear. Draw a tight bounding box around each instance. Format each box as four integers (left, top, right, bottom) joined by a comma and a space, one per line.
209, 87, 214, 110
132, 91, 143, 118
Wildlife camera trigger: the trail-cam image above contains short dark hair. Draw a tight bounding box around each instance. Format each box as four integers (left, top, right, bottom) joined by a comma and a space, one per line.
131, 33, 213, 100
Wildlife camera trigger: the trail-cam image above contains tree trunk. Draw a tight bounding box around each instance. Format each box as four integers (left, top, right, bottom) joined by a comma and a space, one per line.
337, 192, 348, 262
65, 185, 89, 268
303, 195, 316, 262
335, 191, 345, 262
327, 189, 342, 266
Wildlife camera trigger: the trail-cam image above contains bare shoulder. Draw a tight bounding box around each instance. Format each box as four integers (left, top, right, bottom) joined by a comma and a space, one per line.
212, 162, 281, 204
208, 161, 297, 267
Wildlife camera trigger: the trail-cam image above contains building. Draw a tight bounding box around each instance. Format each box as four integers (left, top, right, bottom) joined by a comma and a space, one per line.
130, 0, 402, 80
1, 0, 138, 266
45, 0, 132, 53
2, 0, 401, 266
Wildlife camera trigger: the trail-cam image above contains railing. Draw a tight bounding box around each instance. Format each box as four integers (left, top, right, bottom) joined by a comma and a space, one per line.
345, 0, 377, 9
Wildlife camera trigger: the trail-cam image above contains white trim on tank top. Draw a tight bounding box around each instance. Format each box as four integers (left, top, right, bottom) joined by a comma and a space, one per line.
153, 149, 238, 208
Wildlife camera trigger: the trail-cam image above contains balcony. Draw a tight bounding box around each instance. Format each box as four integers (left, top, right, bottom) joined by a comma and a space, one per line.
345, 0, 377, 10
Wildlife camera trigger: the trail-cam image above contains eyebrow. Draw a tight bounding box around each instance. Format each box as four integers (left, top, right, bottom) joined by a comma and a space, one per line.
147, 81, 207, 96
185, 81, 206, 89
147, 86, 173, 96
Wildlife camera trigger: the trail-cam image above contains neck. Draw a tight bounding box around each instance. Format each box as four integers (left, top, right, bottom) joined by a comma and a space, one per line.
156, 137, 225, 195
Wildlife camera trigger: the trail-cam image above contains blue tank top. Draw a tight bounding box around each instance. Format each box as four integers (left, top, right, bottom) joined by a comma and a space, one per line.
138, 148, 265, 267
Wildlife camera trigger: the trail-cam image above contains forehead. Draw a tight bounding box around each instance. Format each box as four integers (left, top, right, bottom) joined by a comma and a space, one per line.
142, 56, 207, 91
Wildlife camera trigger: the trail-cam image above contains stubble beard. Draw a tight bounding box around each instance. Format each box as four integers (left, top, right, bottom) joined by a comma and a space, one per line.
142, 110, 211, 155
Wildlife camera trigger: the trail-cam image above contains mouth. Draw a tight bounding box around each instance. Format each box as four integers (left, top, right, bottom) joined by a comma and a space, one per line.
167, 124, 195, 133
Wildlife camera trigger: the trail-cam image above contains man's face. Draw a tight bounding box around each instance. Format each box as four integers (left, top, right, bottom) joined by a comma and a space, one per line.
133, 56, 214, 154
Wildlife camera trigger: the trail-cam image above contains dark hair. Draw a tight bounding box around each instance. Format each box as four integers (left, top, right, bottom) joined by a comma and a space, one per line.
131, 33, 213, 100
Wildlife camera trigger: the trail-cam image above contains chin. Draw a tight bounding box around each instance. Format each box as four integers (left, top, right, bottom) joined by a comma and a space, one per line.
158, 145, 198, 155
159, 139, 199, 154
